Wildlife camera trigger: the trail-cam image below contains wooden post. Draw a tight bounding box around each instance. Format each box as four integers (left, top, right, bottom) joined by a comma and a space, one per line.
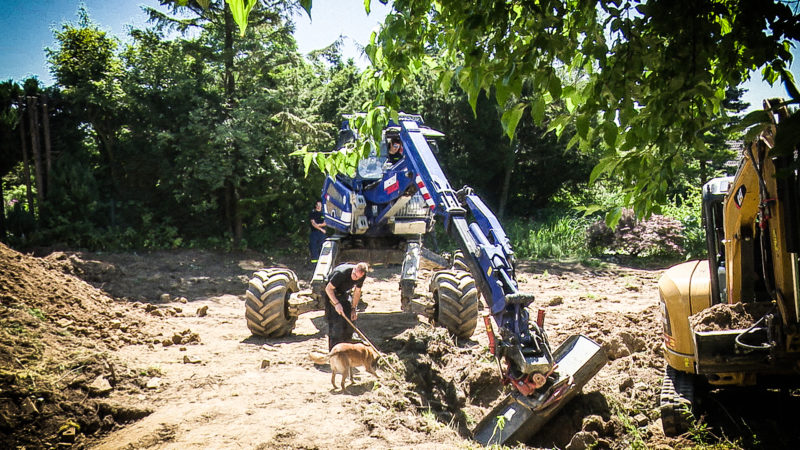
498, 139, 518, 221
40, 93, 52, 198
18, 99, 35, 215
27, 96, 44, 206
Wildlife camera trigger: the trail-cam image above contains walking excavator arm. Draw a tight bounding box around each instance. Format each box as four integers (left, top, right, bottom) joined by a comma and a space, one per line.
394, 118, 607, 445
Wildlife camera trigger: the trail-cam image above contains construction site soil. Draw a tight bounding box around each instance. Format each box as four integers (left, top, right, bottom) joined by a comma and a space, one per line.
2, 243, 800, 449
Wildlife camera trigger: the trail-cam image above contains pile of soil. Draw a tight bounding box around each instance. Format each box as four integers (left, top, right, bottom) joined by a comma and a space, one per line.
0, 244, 195, 448
690, 301, 776, 332
360, 325, 642, 449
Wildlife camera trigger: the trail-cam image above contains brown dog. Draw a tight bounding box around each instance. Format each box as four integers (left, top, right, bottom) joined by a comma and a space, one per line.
310, 342, 379, 390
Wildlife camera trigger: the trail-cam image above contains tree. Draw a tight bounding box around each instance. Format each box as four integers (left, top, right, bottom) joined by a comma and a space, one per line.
367, 0, 800, 221
0, 80, 23, 242
47, 6, 124, 221
249, 0, 798, 222
144, 0, 302, 245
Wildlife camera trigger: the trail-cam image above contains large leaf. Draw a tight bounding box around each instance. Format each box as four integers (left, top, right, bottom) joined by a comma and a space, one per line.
226, 0, 257, 37
531, 96, 545, 125
501, 103, 527, 140
300, 0, 313, 19
602, 120, 618, 147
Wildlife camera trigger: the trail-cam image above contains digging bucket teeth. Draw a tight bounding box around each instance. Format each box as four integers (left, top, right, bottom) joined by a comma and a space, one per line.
472, 334, 607, 446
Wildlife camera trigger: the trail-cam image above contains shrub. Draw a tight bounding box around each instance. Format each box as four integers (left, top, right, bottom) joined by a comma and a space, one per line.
587, 209, 684, 257
660, 189, 706, 259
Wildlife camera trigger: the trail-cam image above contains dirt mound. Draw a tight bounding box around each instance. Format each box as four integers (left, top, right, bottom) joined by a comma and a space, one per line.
355, 327, 461, 440
0, 244, 160, 448
42, 251, 120, 283
690, 301, 775, 332
357, 322, 648, 449
350, 325, 498, 446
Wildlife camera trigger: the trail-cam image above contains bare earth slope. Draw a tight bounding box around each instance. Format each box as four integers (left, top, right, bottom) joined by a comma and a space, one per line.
3, 245, 800, 449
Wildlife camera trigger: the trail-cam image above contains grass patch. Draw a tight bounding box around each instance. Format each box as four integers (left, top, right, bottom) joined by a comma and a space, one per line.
28, 308, 46, 321
506, 214, 592, 260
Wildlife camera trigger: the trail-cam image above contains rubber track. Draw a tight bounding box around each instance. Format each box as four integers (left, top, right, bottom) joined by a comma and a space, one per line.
660, 364, 695, 436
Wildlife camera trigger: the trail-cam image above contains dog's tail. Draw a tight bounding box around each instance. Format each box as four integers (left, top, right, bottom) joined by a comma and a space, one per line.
308, 350, 329, 365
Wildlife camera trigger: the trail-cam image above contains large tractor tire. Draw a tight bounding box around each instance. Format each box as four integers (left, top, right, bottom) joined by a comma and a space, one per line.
430, 269, 479, 339
451, 250, 470, 272
245, 268, 299, 338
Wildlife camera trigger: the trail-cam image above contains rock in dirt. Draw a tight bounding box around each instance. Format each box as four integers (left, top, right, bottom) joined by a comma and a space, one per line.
88, 376, 113, 396
566, 431, 598, 450
183, 355, 201, 364
146, 377, 162, 389
582, 415, 605, 434
619, 376, 634, 392
602, 335, 631, 360
60, 426, 77, 443
98, 401, 153, 422
633, 413, 649, 426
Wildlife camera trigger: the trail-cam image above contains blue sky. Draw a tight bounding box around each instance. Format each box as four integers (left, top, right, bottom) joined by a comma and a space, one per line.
0, 0, 795, 113
0, 0, 390, 82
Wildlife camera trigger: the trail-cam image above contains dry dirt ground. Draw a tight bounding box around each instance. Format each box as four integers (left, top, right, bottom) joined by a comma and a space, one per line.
2, 243, 800, 449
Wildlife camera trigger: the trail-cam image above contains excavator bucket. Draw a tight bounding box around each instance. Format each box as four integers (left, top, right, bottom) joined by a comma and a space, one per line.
472, 335, 607, 446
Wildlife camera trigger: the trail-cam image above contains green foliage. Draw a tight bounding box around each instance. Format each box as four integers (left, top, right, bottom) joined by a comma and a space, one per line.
28, 308, 46, 321
226, 0, 258, 36
660, 188, 707, 259
350, 0, 800, 222
505, 212, 592, 260
7, 0, 770, 258
616, 412, 648, 450
0, 1, 346, 250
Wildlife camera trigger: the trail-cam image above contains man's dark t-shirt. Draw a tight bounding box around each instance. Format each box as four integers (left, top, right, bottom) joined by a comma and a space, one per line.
328, 264, 365, 299
309, 209, 325, 231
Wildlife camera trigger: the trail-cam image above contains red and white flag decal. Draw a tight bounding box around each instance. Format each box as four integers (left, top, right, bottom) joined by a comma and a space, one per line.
384, 174, 399, 194
415, 176, 436, 209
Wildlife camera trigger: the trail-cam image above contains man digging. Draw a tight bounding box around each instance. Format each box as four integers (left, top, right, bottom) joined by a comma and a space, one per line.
324, 262, 369, 350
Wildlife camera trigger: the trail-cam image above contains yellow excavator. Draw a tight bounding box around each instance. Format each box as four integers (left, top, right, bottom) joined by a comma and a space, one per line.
657, 98, 800, 435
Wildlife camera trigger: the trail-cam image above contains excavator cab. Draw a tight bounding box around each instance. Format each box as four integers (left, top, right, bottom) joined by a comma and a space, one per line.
702, 177, 733, 306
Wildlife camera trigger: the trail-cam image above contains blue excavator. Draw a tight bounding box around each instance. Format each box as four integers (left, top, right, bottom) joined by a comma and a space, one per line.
244, 113, 606, 445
